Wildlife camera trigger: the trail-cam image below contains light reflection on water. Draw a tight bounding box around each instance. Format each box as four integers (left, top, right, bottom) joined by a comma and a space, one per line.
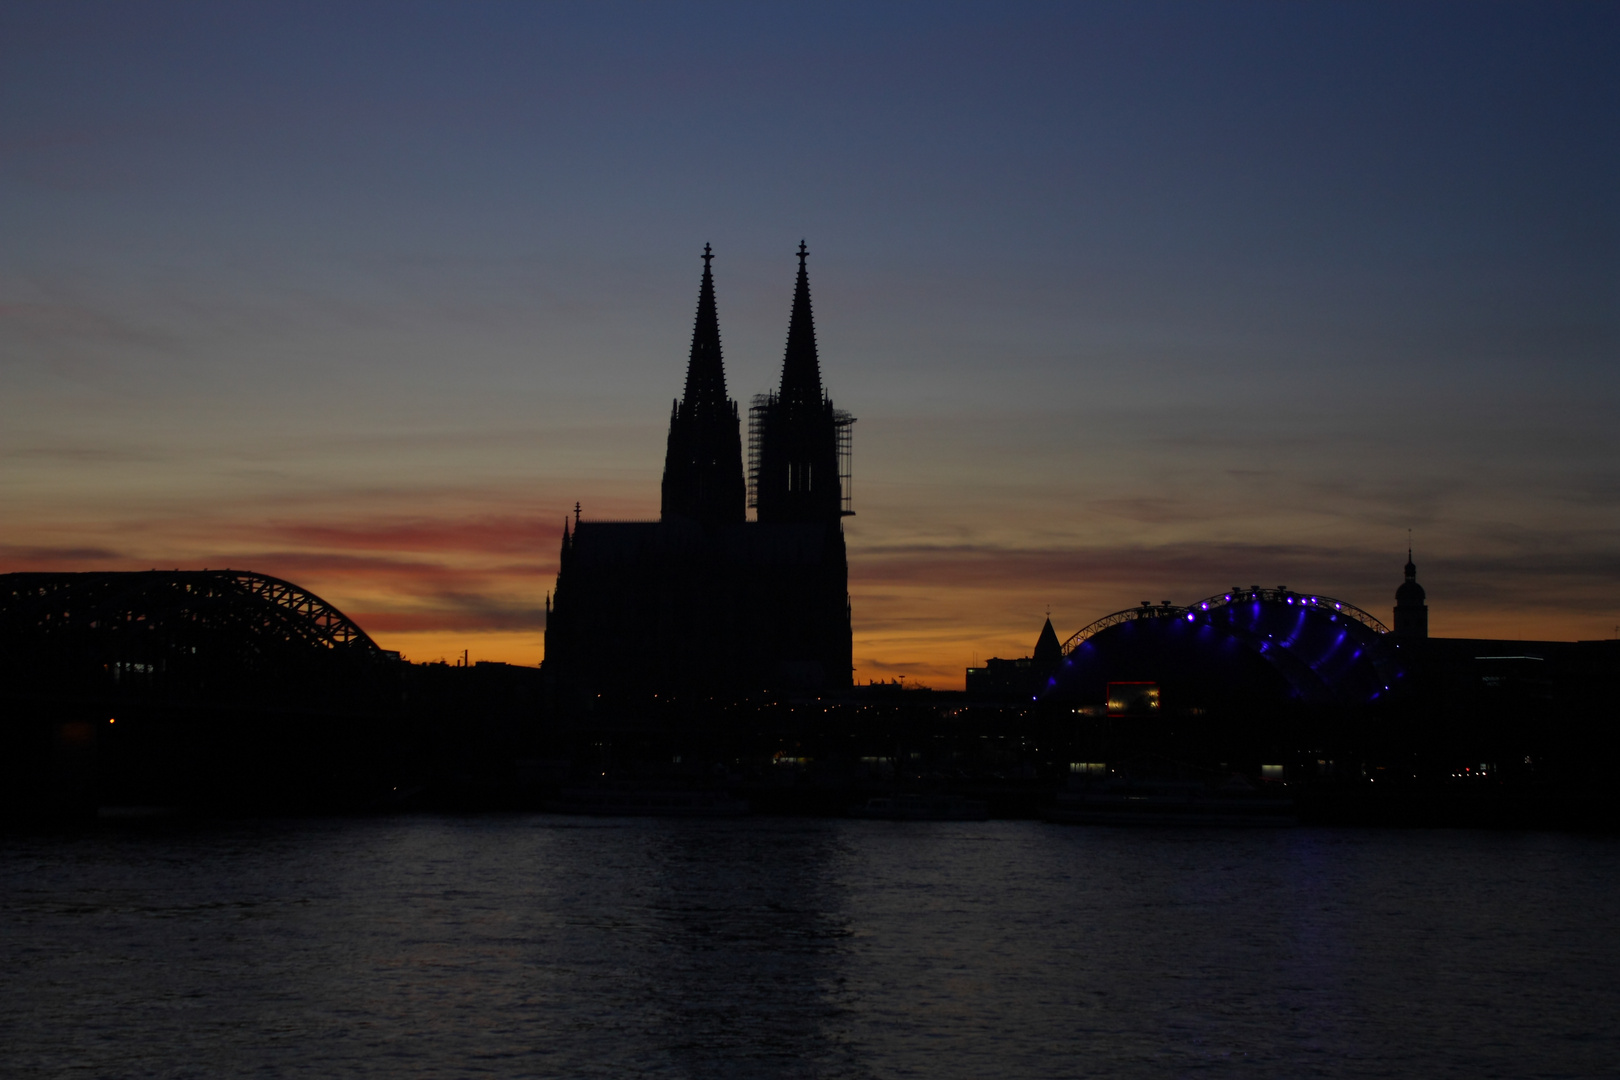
3, 817, 1617, 1078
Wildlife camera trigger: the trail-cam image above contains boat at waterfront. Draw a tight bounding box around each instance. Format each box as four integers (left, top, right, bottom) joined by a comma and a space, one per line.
850, 793, 990, 821
547, 785, 750, 817
1048, 773, 1295, 827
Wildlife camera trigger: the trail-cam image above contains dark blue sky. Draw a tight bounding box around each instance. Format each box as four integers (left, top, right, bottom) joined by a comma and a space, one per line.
3, 1, 1616, 674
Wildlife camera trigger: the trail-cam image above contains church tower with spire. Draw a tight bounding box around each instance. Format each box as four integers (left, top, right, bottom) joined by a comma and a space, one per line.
751, 242, 852, 524
1394, 548, 1428, 637
661, 244, 745, 530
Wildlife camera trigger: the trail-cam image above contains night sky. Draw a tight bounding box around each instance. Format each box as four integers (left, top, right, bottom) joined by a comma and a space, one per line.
3, 2, 1616, 685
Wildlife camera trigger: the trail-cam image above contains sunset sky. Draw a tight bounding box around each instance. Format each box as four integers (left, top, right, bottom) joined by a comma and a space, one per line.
3, 2, 1617, 686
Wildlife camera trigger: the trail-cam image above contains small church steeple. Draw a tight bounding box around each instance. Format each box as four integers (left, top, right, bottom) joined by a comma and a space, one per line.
661, 244, 745, 529
1394, 544, 1428, 637
1033, 616, 1062, 663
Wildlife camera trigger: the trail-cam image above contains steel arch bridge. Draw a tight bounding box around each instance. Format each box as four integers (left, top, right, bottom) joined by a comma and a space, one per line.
1060, 587, 1389, 656
0, 571, 392, 711
0, 570, 381, 653
0, 571, 405, 813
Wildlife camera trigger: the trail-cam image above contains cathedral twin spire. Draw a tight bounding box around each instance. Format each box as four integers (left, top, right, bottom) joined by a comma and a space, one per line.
755, 242, 844, 523
660, 243, 745, 528
680, 244, 731, 423
779, 242, 826, 411
661, 242, 844, 528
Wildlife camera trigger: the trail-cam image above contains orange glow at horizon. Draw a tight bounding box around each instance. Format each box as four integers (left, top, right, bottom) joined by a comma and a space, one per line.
3, 483, 1610, 693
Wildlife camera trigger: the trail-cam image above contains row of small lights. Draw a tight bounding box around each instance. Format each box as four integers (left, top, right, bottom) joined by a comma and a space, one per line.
1183, 594, 1345, 622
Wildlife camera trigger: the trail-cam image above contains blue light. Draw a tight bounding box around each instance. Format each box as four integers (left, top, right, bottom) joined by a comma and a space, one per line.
1185, 613, 1194, 621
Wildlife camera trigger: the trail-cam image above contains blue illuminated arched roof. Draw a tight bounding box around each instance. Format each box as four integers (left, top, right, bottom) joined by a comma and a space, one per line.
1047, 588, 1401, 709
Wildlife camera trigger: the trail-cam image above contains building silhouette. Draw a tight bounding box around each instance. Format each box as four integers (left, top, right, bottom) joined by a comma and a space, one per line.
965, 616, 1063, 700
1394, 549, 1429, 637
544, 244, 854, 712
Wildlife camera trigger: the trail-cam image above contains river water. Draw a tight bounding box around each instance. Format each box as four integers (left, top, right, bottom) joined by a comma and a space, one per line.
3, 817, 1616, 1078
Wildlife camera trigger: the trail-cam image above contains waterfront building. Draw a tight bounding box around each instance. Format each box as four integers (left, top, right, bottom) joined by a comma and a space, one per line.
544, 245, 854, 713
965, 617, 1063, 701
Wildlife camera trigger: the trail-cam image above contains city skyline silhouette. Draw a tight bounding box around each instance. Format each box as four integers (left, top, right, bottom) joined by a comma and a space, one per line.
2, 3, 1616, 686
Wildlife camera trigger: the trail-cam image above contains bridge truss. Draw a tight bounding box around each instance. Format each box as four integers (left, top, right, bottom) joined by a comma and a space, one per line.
1, 570, 381, 655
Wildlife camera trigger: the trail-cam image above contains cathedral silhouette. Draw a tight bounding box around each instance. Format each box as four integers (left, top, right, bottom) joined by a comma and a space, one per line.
544, 244, 854, 711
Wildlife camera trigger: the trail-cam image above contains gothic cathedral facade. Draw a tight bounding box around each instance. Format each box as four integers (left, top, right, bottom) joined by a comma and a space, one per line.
544, 244, 854, 712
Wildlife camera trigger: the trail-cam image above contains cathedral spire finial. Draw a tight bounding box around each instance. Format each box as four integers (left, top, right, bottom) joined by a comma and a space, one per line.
679, 244, 727, 412
779, 240, 823, 407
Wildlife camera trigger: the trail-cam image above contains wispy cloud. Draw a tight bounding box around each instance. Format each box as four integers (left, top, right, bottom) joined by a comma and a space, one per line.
350, 592, 547, 633
0, 544, 126, 567
255, 514, 554, 556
